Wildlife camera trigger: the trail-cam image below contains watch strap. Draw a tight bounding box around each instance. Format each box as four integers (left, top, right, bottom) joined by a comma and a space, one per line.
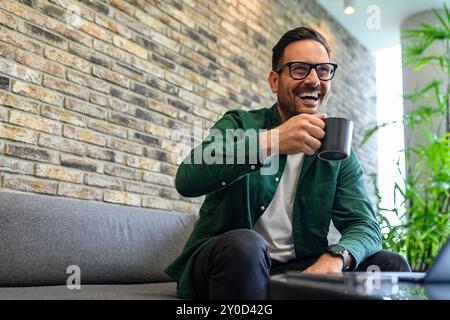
327, 245, 350, 271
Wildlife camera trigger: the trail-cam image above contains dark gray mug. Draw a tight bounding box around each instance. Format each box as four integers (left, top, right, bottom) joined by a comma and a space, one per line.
318, 117, 353, 161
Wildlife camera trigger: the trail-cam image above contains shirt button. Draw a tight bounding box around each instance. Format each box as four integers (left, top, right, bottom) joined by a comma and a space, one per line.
260, 206, 265, 211
250, 165, 256, 170
221, 181, 226, 186
275, 177, 279, 182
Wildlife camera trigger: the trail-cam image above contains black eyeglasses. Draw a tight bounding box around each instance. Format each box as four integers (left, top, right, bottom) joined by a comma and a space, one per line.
275, 62, 338, 81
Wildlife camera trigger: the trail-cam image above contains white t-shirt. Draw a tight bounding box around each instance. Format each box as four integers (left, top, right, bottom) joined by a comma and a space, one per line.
253, 153, 305, 262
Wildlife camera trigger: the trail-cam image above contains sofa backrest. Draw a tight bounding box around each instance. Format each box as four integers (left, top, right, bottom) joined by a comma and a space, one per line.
0, 191, 197, 287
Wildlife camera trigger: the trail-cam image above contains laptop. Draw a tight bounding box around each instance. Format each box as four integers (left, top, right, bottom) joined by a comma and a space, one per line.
285, 236, 450, 284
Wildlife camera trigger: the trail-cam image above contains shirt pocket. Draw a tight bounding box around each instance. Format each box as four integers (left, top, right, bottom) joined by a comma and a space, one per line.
300, 180, 337, 227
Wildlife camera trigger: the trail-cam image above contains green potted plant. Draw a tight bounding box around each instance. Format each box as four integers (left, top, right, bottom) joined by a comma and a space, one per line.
362, 4, 450, 271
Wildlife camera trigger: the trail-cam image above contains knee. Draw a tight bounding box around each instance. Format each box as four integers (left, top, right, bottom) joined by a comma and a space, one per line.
366, 250, 411, 272
219, 229, 268, 261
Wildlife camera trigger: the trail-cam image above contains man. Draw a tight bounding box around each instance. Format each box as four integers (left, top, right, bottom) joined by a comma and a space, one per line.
165, 27, 410, 300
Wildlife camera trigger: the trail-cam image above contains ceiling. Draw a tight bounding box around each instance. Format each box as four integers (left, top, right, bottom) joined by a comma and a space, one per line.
316, 0, 448, 52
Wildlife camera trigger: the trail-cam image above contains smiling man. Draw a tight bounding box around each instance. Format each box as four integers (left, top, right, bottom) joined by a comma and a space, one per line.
165, 27, 410, 300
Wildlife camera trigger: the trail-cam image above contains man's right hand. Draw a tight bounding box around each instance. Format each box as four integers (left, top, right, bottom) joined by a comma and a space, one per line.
261, 114, 327, 156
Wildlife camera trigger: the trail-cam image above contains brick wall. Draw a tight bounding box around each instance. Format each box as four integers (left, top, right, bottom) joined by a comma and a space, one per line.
0, 0, 377, 214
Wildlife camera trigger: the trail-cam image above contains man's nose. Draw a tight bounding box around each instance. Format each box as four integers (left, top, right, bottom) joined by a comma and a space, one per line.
304, 68, 320, 86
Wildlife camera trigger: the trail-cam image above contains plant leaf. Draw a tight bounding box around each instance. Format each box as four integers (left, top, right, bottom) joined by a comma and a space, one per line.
433, 8, 449, 31
359, 122, 393, 146
445, 4, 450, 26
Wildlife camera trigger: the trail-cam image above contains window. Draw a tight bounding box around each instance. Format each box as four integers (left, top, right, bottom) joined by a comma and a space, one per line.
375, 44, 405, 225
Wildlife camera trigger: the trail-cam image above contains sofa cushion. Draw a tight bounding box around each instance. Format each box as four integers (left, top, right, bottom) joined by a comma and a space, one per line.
0, 282, 179, 300
0, 191, 196, 286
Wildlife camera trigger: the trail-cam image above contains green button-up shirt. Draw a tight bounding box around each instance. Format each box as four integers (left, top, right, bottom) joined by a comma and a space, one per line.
165, 104, 381, 299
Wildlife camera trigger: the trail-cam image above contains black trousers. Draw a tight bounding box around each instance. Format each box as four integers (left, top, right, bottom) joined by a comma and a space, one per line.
191, 229, 411, 300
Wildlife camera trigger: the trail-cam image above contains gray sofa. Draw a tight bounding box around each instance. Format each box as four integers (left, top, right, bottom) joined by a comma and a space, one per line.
0, 191, 196, 300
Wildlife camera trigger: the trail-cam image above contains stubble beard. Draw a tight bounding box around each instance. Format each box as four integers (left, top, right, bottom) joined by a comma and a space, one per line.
277, 93, 318, 118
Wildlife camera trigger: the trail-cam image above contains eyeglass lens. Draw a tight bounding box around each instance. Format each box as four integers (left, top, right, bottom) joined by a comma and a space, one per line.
290, 63, 335, 80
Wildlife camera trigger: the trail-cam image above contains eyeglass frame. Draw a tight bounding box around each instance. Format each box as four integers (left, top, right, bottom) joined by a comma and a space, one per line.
275, 61, 338, 81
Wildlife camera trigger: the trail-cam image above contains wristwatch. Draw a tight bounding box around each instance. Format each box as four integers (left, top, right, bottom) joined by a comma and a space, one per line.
327, 244, 351, 271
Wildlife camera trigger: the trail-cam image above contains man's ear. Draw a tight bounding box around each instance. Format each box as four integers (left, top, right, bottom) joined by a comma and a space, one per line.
268, 70, 279, 93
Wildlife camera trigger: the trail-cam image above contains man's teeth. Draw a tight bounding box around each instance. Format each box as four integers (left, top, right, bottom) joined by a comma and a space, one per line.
298, 92, 320, 99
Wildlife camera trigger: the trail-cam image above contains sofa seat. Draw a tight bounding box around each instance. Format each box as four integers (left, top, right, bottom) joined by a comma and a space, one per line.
0, 191, 197, 300
0, 282, 179, 300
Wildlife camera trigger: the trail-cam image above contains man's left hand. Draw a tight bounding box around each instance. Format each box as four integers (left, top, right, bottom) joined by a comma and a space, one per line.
303, 253, 344, 274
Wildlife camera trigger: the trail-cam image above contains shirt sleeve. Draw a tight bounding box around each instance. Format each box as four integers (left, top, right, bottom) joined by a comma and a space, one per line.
331, 150, 382, 269
175, 110, 265, 197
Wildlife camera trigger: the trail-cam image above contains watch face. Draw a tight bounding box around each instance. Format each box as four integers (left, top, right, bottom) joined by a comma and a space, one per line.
328, 244, 345, 254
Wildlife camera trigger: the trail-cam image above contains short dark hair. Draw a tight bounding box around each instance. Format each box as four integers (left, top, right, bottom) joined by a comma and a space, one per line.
272, 27, 331, 71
